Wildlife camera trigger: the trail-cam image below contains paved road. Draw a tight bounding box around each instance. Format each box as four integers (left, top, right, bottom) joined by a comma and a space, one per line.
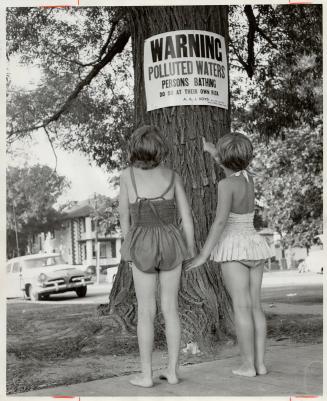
7, 269, 323, 305
7, 282, 112, 304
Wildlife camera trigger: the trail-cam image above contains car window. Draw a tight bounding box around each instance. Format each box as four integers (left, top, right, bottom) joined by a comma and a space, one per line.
12, 262, 21, 273
6, 263, 12, 273
24, 255, 65, 268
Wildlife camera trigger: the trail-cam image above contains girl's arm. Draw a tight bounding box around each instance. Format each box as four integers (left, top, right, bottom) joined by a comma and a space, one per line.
174, 173, 196, 257
184, 179, 232, 270
119, 170, 131, 238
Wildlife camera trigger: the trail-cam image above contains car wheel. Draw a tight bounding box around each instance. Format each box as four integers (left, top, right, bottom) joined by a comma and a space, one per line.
75, 286, 87, 298
29, 285, 41, 301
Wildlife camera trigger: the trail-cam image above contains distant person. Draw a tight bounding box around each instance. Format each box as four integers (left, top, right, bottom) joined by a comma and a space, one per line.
297, 259, 307, 273
185, 133, 273, 377
119, 125, 195, 388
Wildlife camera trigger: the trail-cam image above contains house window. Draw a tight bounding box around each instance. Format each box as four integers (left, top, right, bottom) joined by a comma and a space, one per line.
91, 219, 96, 232
12, 262, 21, 273
100, 243, 107, 258
92, 241, 96, 258
79, 217, 86, 233
111, 240, 116, 258
50, 229, 55, 239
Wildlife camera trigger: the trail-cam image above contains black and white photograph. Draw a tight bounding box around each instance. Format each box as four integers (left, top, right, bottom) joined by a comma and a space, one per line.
2, 0, 324, 398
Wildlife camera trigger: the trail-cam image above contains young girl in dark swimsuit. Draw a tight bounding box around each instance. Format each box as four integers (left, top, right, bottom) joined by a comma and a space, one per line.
119, 125, 195, 387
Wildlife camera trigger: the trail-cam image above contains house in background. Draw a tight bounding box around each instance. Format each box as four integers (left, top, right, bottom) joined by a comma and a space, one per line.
31, 199, 122, 268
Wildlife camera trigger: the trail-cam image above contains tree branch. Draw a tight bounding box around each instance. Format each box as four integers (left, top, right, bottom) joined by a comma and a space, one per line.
256, 25, 277, 49
44, 126, 58, 173
231, 6, 277, 78
8, 28, 131, 138
47, 46, 98, 67
244, 5, 256, 78
98, 20, 119, 61
44, 21, 124, 68
229, 38, 251, 73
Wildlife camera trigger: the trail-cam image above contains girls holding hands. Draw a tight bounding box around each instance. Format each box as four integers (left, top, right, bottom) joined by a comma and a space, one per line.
184, 133, 272, 377
119, 125, 272, 386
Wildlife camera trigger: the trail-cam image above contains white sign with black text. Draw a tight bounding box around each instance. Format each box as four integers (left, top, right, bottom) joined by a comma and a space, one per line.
144, 30, 228, 111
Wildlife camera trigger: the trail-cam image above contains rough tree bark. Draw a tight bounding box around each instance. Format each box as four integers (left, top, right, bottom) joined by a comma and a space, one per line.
99, 6, 234, 346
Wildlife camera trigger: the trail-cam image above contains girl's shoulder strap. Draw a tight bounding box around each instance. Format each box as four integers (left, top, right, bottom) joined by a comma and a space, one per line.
159, 170, 175, 199
230, 169, 255, 182
129, 167, 139, 199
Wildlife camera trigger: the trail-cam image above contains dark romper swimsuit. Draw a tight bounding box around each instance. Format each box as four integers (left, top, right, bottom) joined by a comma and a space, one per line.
120, 167, 189, 274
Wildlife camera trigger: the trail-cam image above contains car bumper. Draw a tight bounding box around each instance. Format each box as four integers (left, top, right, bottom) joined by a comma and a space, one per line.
36, 279, 93, 294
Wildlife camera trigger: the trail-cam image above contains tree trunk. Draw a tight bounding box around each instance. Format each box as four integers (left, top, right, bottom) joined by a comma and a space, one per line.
99, 6, 233, 347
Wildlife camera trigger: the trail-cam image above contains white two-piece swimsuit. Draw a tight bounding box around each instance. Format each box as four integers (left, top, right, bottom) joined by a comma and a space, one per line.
210, 170, 273, 268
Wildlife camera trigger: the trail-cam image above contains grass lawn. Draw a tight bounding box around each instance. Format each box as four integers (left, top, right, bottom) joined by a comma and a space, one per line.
7, 285, 322, 395
262, 284, 323, 305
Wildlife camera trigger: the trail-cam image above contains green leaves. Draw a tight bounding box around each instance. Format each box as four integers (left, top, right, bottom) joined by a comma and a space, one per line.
6, 165, 70, 256
230, 5, 322, 248
7, 7, 133, 170
231, 5, 322, 137
251, 122, 322, 247
88, 194, 120, 236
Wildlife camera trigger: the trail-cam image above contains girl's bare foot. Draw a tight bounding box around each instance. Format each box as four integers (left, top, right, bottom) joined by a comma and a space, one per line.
159, 370, 180, 384
232, 363, 256, 377
129, 375, 154, 388
255, 364, 268, 375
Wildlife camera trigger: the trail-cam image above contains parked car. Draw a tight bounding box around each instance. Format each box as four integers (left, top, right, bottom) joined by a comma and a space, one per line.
83, 264, 119, 275
82, 264, 118, 286
6, 253, 94, 301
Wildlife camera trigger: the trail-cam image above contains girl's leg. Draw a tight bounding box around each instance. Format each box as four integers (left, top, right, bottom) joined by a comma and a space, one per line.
130, 264, 157, 387
221, 261, 256, 377
159, 264, 182, 384
249, 262, 267, 374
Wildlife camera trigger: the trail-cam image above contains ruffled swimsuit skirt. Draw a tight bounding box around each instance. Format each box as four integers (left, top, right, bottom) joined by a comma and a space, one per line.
210, 211, 273, 266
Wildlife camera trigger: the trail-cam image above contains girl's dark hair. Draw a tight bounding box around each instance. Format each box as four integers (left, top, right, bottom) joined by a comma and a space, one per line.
216, 133, 253, 171
128, 125, 169, 169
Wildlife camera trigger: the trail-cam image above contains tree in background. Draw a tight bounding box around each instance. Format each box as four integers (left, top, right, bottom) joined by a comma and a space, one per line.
230, 5, 322, 250
6, 164, 70, 258
252, 123, 322, 251
7, 7, 133, 171
89, 194, 120, 236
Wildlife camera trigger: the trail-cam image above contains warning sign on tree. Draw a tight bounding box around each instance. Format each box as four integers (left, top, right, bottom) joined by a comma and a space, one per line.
144, 30, 228, 111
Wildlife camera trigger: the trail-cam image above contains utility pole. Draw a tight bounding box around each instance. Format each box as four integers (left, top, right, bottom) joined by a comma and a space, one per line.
94, 193, 100, 285
12, 199, 20, 257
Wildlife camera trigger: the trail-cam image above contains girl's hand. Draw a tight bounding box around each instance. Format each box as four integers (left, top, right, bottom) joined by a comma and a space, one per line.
202, 137, 217, 157
184, 253, 207, 271
175, 173, 195, 256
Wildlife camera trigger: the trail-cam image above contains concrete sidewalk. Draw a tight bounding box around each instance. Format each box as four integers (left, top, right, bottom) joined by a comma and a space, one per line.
19, 344, 322, 397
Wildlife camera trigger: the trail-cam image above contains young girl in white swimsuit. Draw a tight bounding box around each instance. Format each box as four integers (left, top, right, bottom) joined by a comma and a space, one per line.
185, 133, 273, 377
